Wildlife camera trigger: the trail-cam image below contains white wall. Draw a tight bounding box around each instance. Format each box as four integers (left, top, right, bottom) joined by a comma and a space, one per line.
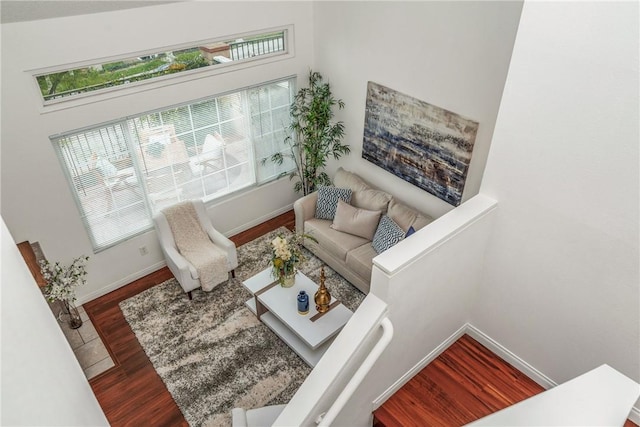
475, 0, 639, 409
1, 217, 109, 426
331, 195, 498, 426
312, 1, 522, 218
0, 1, 314, 302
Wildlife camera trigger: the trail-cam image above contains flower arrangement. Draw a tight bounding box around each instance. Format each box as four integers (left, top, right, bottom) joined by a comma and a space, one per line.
270, 233, 314, 287
40, 255, 89, 304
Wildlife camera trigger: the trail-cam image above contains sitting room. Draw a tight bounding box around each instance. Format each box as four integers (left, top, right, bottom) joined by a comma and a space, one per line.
1, 1, 638, 426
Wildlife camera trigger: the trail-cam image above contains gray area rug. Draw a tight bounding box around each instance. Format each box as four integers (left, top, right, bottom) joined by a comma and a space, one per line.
119, 227, 365, 426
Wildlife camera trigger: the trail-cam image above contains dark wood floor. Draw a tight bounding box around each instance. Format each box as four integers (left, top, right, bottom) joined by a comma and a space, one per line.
373, 334, 544, 426
374, 334, 638, 427
79, 209, 637, 427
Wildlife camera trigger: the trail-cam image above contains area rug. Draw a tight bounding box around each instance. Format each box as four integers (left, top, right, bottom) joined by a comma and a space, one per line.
119, 227, 365, 427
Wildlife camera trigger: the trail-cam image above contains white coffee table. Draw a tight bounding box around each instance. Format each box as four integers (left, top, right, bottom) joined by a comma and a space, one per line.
242, 267, 353, 367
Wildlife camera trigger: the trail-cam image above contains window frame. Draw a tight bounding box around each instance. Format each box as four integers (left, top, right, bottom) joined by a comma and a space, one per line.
32, 25, 295, 113
51, 75, 297, 253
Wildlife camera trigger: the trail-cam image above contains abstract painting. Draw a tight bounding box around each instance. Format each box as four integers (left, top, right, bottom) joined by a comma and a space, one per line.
362, 82, 479, 206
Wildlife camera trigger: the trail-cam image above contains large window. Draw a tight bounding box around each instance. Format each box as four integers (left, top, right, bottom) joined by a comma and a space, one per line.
52, 78, 295, 251
36, 29, 287, 103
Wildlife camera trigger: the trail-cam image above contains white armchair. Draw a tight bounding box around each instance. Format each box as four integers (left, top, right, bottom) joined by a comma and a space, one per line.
153, 199, 238, 299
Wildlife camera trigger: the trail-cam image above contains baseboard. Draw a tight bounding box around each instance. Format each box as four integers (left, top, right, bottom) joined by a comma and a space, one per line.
372, 323, 468, 409
464, 324, 557, 390
467, 325, 640, 424
379, 323, 640, 425
76, 260, 166, 305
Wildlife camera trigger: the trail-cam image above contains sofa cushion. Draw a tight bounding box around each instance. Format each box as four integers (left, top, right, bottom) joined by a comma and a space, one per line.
387, 198, 435, 232
315, 186, 352, 220
305, 218, 370, 261
387, 199, 418, 232
331, 200, 381, 240
333, 167, 370, 192
412, 212, 435, 230
351, 188, 392, 214
372, 215, 406, 254
346, 243, 377, 284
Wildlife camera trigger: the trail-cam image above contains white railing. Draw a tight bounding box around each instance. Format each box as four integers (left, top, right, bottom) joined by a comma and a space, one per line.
316, 318, 394, 426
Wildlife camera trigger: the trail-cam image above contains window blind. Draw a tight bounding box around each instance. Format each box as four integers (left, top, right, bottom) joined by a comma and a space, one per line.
52, 77, 295, 252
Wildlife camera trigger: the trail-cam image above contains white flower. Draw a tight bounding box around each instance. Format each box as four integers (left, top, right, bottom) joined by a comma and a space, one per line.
40, 255, 89, 303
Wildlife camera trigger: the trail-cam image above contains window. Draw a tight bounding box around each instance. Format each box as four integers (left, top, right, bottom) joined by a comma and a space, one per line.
52, 77, 295, 251
36, 30, 287, 103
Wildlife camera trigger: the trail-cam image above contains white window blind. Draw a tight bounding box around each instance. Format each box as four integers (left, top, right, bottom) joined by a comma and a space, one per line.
52, 78, 295, 251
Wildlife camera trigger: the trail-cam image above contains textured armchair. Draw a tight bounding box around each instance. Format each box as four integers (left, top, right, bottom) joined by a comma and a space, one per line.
153, 199, 238, 299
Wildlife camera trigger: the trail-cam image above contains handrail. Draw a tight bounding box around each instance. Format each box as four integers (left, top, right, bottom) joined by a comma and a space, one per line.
317, 318, 394, 426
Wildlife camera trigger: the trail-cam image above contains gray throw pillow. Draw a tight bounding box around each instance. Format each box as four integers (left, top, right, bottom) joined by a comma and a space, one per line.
372, 215, 405, 254
315, 186, 352, 220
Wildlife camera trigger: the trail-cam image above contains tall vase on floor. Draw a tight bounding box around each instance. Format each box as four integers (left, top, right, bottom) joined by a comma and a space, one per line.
61, 300, 83, 329
40, 255, 89, 330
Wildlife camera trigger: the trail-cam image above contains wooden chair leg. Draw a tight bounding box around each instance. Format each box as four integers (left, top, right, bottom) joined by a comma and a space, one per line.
231, 269, 236, 279
187, 291, 193, 300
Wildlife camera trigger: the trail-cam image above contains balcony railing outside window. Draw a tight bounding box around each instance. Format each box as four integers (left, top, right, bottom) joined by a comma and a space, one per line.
36, 30, 287, 103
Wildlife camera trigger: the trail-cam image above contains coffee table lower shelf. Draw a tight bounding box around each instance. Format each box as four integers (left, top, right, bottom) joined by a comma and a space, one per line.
245, 299, 334, 367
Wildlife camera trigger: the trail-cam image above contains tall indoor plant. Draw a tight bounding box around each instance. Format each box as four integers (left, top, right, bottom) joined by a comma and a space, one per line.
40, 255, 89, 329
267, 70, 350, 195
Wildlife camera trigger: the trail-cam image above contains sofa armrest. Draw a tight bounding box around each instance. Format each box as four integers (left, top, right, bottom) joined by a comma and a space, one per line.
294, 192, 318, 234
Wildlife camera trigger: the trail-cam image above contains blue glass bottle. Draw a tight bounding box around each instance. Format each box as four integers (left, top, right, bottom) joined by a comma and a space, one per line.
297, 290, 309, 315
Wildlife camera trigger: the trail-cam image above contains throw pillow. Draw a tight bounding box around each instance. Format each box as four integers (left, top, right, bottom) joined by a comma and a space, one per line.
405, 226, 416, 238
372, 215, 406, 254
331, 200, 382, 240
315, 186, 352, 220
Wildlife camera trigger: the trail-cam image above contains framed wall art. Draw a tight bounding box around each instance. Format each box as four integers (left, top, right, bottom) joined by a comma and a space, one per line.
362, 82, 479, 206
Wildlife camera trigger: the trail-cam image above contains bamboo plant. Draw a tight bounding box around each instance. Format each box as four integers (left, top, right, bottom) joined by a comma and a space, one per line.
267, 70, 350, 195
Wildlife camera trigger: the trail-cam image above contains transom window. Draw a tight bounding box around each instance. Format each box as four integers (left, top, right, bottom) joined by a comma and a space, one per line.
36, 29, 287, 103
52, 77, 295, 251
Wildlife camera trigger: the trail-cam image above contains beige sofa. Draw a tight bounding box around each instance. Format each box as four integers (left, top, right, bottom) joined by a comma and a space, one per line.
294, 167, 434, 294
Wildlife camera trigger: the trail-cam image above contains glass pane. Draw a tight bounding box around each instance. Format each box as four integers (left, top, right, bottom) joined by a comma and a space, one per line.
191, 99, 220, 129
53, 76, 294, 250
36, 30, 287, 102
53, 123, 151, 250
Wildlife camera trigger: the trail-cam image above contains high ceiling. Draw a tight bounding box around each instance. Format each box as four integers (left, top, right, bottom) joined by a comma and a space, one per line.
0, 1, 181, 24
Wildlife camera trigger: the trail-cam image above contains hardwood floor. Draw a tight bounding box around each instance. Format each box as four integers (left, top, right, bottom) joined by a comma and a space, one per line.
373, 335, 544, 426
84, 210, 295, 426
374, 334, 639, 426
83, 210, 638, 426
